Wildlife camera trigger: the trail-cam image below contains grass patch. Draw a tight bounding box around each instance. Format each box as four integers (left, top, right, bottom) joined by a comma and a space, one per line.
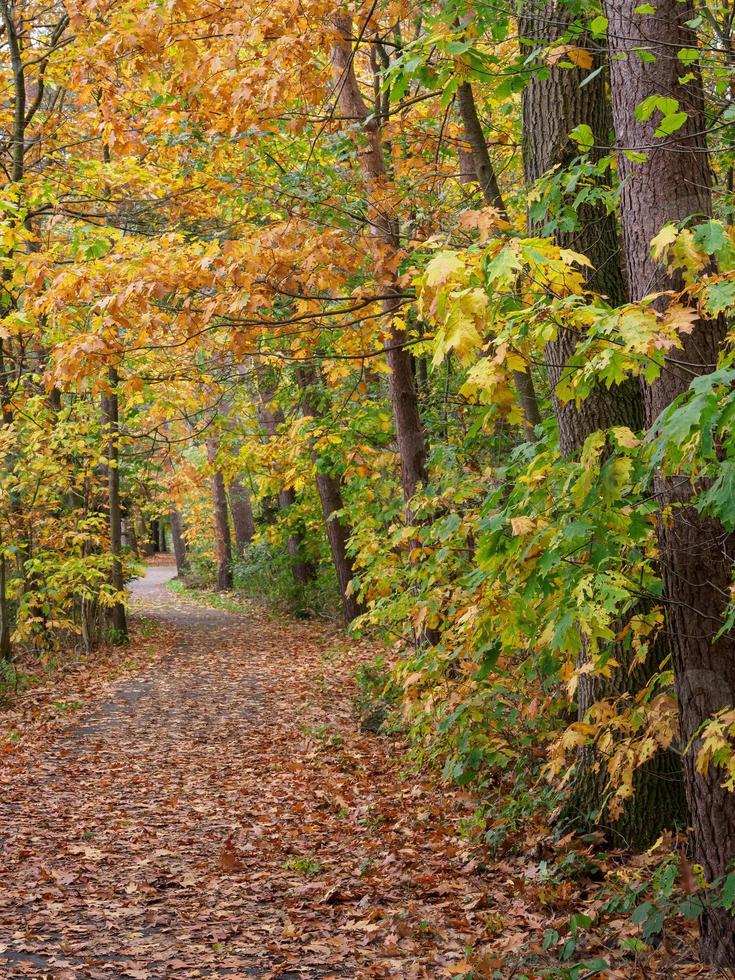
167, 578, 253, 616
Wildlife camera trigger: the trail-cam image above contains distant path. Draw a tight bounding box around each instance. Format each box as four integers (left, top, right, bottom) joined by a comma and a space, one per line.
129, 561, 178, 596
0, 562, 484, 979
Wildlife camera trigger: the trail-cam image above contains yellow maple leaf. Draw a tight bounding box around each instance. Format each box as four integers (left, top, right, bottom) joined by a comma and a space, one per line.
650, 223, 679, 261
424, 251, 465, 288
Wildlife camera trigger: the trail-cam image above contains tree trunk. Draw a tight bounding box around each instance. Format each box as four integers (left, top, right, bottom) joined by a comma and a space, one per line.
604, 0, 735, 960
169, 508, 190, 577
331, 14, 431, 507
520, 1, 642, 447
331, 14, 440, 646
456, 79, 542, 439
519, 1, 684, 848
101, 366, 127, 641
206, 438, 233, 591
456, 81, 506, 212
127, 518, 139, 557
228, 477, 255, 557
0, 539, 11, 661
278, 486, 316, 588
295, 364, 363, 625
134, 508, 153, 557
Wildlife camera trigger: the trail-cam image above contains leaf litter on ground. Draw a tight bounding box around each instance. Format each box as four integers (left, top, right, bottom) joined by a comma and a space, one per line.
0, 564, 722, 978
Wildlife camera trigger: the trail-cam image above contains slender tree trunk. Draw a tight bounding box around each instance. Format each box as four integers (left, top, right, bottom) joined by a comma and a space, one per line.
456, 79, 542, 438
278, 486, 316, 587
295, 364, 363, 624
0, 534, 11, 661
0, 0, 24, 662
228, 477, 255, 556
331, 14, 440, 646
169, 507, 189, 577
134, 508, 153, 556
0, 343, 13, 660
101, 366, 127, 640
331, 14, 431, 507
206, 438, 233, 591
456, 82, 506, 211
519, 1, 685, 847
162, 451, 189, 574
127, 518, 139, 558
604, 0, 735, 960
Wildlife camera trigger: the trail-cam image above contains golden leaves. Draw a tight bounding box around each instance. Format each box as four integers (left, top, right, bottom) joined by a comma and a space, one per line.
545, 44, 594, 69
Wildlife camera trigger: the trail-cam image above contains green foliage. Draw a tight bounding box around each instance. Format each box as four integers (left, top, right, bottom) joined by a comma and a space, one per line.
284, 854, 323, 876
231, 541, 340, 619
354, 655, 402, 734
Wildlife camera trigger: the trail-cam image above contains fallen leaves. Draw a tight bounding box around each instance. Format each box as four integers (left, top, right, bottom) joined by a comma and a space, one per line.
218, 835, 244, 873
0, 565, 718, 978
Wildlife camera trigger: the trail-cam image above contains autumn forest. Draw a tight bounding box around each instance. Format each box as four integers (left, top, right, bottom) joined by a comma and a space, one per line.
2, 0, 735, 976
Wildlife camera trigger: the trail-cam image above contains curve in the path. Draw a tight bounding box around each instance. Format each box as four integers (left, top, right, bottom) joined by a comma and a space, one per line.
0, 564, 313, 980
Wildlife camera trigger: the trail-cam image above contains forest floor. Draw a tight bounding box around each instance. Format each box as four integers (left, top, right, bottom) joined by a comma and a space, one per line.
0, 561, 718, 979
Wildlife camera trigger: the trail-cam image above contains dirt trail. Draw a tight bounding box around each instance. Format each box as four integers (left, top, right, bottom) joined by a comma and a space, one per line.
0, 563, 486, 979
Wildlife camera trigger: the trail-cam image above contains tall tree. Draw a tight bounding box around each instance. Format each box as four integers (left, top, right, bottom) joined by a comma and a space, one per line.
205, 437, 234, 591
169, 506, 190, 578
228, 477, 255, 557
331, 13, 431, 506
101, 366, 128, 639
519, 1, 683, 846
520, 1, 641, 447
604, 0, 735, 961
256, 379, 316, 589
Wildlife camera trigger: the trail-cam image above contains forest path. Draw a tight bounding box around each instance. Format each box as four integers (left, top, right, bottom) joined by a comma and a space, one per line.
0, 563, 488, 980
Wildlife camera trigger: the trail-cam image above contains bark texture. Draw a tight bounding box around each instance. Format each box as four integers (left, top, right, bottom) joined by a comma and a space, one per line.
604, 0, 735, 961
205, 438, 233, 591
229, 477, 256, 557
331, 14, 440, 646
330, 14, 430, 505
456, 81, 506, 213
520, 1, 683, 848
520, 0, 643, 453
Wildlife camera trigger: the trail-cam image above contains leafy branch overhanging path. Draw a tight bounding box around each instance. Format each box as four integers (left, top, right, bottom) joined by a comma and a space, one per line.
0, 564, 501, 979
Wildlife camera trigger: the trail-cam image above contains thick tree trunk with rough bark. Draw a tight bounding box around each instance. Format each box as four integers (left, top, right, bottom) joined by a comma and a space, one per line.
520, 1, 642, 449
295, 364, 363, 625
604, 0, 735, 960
519, 1, 684, 847
101, 367, 127, 640
206, 438, 233, 591
228, 478, 255, 557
